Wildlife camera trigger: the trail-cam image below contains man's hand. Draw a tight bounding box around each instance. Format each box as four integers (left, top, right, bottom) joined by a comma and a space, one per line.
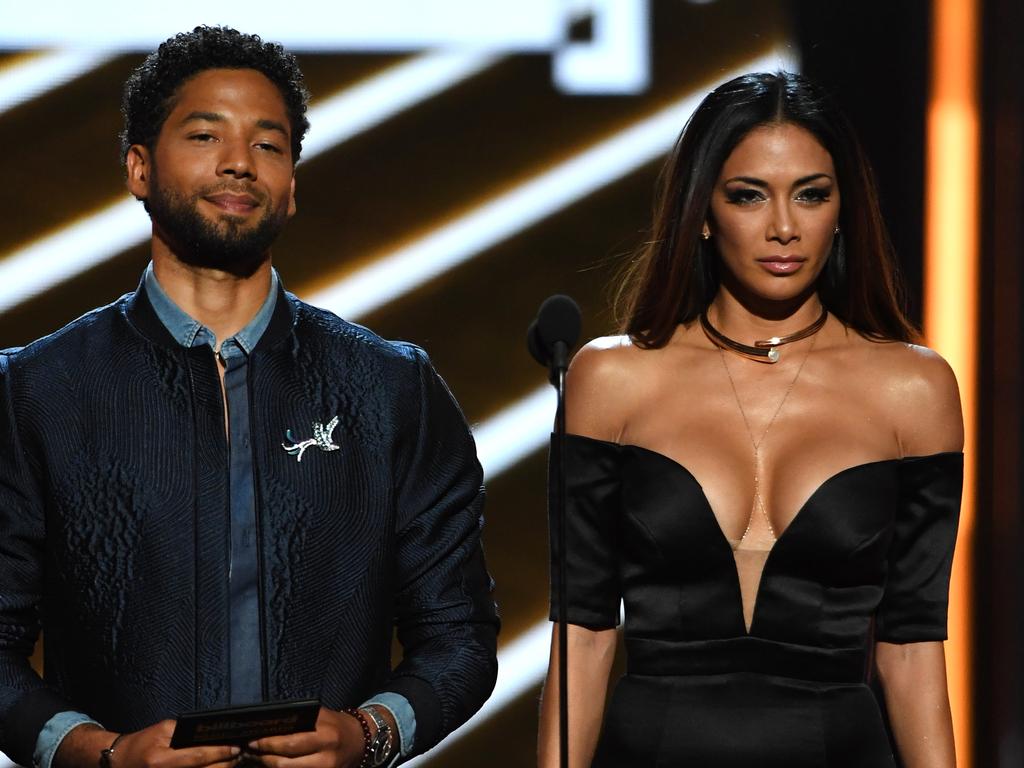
57, 721, 240, 768
246, 708, 368, 768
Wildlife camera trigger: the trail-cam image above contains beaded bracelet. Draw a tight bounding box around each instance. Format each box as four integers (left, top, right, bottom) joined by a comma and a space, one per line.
342, 708, 372, 768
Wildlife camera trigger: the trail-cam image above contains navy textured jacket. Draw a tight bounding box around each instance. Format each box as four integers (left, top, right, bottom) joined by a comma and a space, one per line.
0, 282, 499, 765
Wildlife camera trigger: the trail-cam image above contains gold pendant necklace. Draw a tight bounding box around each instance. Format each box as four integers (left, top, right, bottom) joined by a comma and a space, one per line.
718, 332, 818, 549
701, 306, 828, 363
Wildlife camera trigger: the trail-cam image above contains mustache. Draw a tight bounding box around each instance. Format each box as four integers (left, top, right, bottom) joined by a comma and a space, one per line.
194, 183, 267, 205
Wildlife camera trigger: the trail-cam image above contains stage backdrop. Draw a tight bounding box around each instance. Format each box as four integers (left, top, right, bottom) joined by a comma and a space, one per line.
2, 1, 996, 766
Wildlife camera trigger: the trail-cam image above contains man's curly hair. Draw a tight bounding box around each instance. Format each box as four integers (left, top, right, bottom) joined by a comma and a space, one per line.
120, 26, 310, 164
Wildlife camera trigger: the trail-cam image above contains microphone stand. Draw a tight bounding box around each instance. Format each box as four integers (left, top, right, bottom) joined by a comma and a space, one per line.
552, 340, 569, 768
527, 295, 579, 768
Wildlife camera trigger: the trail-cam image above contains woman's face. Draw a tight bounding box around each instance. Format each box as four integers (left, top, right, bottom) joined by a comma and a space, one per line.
707, 122, 840, 305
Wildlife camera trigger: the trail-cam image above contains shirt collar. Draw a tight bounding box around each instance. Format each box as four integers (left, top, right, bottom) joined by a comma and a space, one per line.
143, 262, 279, 354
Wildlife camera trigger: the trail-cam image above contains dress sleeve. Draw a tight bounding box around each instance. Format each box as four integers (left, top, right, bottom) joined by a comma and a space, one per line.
875, 452, 963, 643
548, 434, 622, 630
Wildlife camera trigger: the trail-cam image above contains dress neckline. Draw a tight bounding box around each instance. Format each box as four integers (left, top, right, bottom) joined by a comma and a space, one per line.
563, 432, 962, 635
565, 432, 960, 536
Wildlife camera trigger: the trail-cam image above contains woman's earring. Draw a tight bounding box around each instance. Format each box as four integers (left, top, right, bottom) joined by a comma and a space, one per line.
701, 226, 711, 241
823, 226, 847, 295
834, 225, 840, 235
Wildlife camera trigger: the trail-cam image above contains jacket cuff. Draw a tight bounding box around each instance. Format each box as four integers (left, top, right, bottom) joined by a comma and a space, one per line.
7, 688, 74, 768
377, 676, 440, 755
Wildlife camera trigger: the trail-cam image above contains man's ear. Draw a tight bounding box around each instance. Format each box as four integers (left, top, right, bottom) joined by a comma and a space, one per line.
287, 175, 297, 218
125, 144, 151, 202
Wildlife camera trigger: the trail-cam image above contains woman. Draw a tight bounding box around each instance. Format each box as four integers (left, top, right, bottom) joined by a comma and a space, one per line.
537, 72, 962, 767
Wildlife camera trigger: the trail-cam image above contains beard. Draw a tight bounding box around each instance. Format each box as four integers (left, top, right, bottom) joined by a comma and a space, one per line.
147, 172, 290, 278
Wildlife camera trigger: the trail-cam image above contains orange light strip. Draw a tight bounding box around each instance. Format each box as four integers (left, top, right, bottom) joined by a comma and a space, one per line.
923, 0, 978, 764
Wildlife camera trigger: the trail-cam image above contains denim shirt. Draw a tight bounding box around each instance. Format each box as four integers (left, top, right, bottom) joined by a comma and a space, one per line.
34, 264, 414, 768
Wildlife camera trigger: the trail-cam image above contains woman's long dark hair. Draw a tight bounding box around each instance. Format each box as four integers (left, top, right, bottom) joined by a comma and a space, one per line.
617, 71, 916, 348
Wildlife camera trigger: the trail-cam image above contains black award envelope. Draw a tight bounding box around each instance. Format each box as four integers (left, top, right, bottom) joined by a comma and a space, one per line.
170, 699, 321, 748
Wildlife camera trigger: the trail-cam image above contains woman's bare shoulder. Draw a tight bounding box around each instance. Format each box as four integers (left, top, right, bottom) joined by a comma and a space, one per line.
565, 335, 656, 441
864, 340, 964, 456
570, 335, 651, 379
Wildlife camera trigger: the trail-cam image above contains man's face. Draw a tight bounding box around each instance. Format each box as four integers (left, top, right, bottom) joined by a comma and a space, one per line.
127, 68, 297, 277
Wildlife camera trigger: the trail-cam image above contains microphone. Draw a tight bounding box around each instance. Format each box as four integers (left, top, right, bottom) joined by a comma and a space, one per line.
527, 294, 581, 384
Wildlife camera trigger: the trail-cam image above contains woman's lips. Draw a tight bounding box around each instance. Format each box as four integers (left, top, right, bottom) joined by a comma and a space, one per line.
757, 256, 805, 275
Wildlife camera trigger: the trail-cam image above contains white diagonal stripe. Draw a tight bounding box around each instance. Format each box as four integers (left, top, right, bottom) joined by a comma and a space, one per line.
473, 386, 554, 480
301, 50, 496, 159
0, 48, 114, 115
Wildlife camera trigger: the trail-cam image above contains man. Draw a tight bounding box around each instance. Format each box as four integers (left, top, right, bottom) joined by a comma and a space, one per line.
0, 26, 498, 768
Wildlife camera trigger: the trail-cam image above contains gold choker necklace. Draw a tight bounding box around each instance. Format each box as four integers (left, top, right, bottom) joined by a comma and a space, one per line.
700, 307, 828, 363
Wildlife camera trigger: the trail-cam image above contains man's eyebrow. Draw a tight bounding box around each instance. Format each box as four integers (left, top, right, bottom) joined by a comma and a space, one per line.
177, 113, 289, 137
180, 111, 224, 125
256, 118, 289, 137
723, 173, 834, 187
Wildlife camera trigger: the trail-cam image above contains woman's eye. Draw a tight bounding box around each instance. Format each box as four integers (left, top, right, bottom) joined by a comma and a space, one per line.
797, 187, 831, 203
725, 188, 765, 205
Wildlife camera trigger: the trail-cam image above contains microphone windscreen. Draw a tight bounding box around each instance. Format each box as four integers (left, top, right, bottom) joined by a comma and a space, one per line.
536, 294, 581, 351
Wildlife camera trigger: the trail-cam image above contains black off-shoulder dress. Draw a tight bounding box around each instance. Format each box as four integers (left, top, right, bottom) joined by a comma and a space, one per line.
549, 434, 962, 767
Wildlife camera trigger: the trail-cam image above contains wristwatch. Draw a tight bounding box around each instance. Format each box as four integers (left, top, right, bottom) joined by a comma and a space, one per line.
361, 706, 394, 767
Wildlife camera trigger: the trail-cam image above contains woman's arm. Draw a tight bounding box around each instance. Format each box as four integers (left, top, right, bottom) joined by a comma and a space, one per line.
537, 624, 617, 767
537, 339, 640, 766
875, 641, 955, 768
879, 344, 964, 766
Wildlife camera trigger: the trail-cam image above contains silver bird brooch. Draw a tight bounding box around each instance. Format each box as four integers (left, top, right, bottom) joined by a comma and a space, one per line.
282, 416, 340, 462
